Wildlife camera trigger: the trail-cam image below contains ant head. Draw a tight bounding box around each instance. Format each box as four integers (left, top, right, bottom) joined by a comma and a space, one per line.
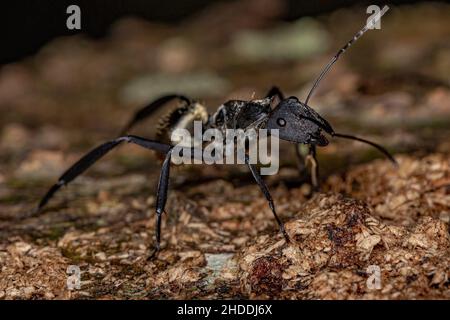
266, 97, 334, 146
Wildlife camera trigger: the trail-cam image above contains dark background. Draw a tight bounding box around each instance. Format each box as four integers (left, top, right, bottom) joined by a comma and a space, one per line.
3, 0, 429, 65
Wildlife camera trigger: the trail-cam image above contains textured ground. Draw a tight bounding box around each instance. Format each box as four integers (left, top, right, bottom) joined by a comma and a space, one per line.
0, 1, 449, 299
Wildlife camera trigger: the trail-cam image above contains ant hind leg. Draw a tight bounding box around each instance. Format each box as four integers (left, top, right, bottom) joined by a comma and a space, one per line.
147, 150, 172, 260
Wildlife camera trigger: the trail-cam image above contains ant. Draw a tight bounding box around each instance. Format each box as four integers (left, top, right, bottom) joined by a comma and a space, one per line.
36, 7, 395, 258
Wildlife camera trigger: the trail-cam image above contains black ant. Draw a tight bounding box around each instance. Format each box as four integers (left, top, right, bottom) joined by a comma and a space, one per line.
35, 8, 396, 258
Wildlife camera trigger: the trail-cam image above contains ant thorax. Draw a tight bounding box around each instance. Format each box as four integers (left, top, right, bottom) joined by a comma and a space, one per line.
210, 98, 272, 133
169, 98, 272, 162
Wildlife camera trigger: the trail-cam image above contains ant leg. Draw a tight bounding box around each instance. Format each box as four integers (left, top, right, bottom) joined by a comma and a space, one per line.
120, 94, 191, 135
148, 149, 172, 260
305, 145, 320, 191
245, 156, 290, 242
295, 144, 307, 172
148, 213, 163, 260
35, 135, 171, 214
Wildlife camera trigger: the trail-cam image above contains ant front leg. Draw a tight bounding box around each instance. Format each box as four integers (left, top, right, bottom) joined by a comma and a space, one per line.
305, 145, 320, 191
295, 144, 320, 191
295, 144, 307, 173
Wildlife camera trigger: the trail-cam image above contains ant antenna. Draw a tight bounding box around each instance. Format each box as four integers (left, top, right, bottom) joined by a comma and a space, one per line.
332, 132, 397, 165
298, 115, 397, 165
305, 5, 390, 105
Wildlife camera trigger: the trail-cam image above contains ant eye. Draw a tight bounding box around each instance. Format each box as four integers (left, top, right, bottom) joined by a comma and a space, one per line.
277, 118, 286, 127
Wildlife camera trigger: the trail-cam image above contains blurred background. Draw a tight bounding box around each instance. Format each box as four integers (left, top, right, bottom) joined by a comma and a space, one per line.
3, 0, 436, 64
